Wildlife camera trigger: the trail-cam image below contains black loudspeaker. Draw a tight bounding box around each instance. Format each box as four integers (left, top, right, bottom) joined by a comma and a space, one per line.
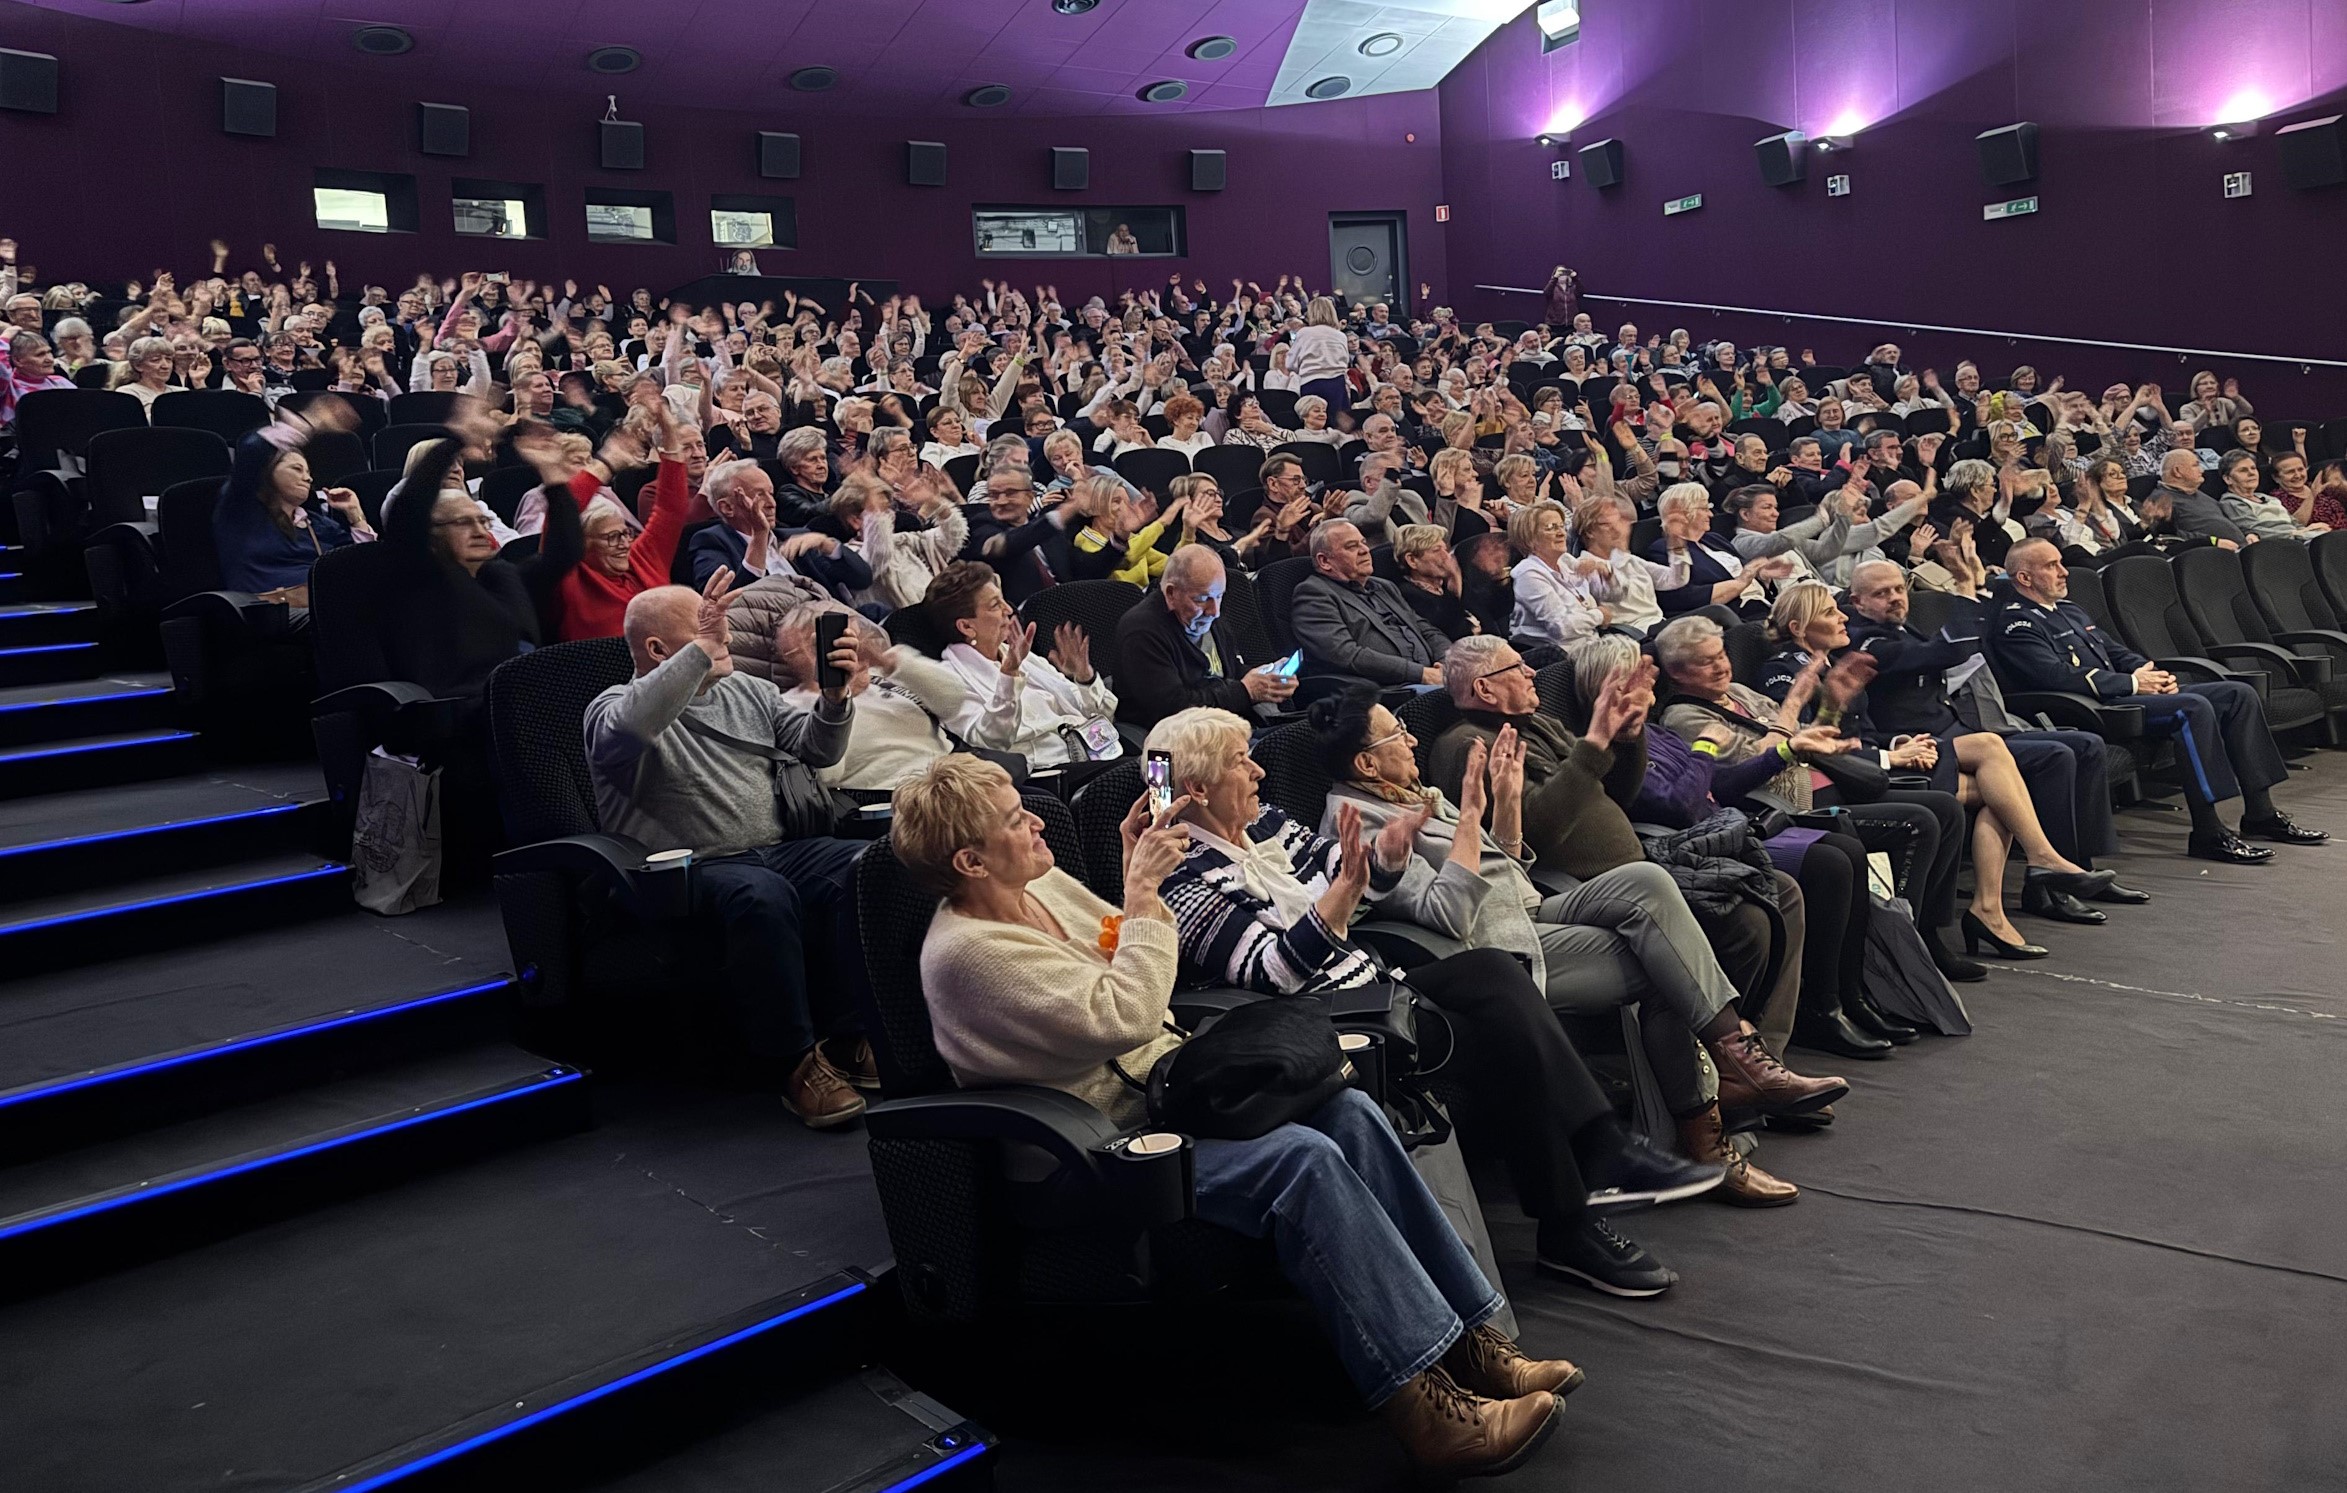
600, 119, 644, 171
1052, 146, 1089, 191
417, 102, 469, 158
1754, 129, 1807, 187
2276, 114, 2347, 190
221, 77, 277, 138
758, 131, 802, 180
907, 140, 946, 187
1189, 148, 1226, 192
0, 49, 58, 115
1975, 122, 2039, 187
1579, 137, 1623, 189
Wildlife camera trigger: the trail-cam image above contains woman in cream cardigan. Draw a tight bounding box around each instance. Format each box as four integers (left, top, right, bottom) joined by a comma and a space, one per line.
896, 755, 1573, 1480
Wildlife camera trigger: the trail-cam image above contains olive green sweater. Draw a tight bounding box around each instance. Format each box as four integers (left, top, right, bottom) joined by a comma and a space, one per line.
1427, 710, 1648, 882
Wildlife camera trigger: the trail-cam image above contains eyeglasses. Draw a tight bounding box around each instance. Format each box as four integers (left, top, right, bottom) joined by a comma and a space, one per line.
1362, 724, 1411, 753
1476, 660, 1531, 682
587, 529, 634, 546
433, 515, 497, 533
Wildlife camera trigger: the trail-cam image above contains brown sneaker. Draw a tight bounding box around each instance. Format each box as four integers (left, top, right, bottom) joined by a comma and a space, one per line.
1712, 1024, 1847, 1117
784, 1047, 867, 1130
1443, 1323, 1585, 1400
826, 1034, 882, 1091
1679, 1102, 1799, 1208
1380, 1364, 1561, 1480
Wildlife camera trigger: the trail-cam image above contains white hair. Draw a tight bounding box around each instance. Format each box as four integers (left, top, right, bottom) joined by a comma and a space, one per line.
1652, 614, 1723, 671
704, 457, 761, 507
1656, 482, 1712, 519
1142, 707, 1253, 797
1441, 633, 1510, 704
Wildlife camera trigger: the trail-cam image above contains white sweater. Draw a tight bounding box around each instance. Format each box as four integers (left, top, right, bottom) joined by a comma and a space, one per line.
940, 644, 1120, 767
851, 504, 970, 611
780, 650, 969, 791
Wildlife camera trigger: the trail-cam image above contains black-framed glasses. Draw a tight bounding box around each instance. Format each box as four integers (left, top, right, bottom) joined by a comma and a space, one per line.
1476, 660, 1531, 681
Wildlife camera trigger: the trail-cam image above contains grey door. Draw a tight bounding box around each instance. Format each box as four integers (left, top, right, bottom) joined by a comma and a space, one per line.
1329, 215, 1405, 311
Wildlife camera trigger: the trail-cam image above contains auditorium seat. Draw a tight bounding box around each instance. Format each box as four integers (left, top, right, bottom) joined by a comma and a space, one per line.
2173, 545, 2347, 741
2100, 555, 2325, 735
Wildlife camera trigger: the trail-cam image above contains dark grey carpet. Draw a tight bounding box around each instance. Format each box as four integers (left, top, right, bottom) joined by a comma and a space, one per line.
986, 758, 2347, 1492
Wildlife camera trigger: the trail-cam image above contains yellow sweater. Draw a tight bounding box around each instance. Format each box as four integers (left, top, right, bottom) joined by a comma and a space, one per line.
1072, 517, 1172, 587
918, 869, 1183, 1128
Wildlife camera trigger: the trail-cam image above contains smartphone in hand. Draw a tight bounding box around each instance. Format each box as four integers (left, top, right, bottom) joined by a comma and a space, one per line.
1145, 750, 1175, 817
815, 611, 852, 693
1273, 649, 1304, 679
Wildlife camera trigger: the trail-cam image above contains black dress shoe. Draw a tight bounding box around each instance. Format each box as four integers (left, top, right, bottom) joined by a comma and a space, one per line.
1922, 929, 1988, 983
1961, 911, 2050, 959
2030, 867, 2119, 898
2087, 880, 2151, 904
2021, 876, 2107, 924
1847, 995, 1921, 1044
1792, 1009, 1894, 1059
2189, 831, 2277, 864
2240, 813, 2329, 845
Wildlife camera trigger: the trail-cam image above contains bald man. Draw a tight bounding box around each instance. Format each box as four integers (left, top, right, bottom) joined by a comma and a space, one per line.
1112, 543, 1295, 729
586, 570, 876, 1125
2148, 448, 2247, 548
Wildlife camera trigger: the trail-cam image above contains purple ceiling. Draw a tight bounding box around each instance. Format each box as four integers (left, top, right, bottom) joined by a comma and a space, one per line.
5, 0, 1312, 116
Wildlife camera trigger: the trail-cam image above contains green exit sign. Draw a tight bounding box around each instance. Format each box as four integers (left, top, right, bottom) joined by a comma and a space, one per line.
1983, 195, 2039, 221
1663, 193, 1703, 216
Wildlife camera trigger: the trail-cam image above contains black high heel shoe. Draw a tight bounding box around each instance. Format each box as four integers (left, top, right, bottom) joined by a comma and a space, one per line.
1962, 911, 2049, 960
1848, 994, 1921, 1044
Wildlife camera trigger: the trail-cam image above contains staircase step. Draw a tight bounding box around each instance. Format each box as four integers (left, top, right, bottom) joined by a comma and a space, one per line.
0, 672, 173, 748
0, 976, 514, 1165
0, 851, 351, 974
0, 1042, 587, 1296
0, 760, 325, 899
0, 641, 103, 688
0, 571, 29, 605
0, 728, 203, 798
0, 602, 99, 649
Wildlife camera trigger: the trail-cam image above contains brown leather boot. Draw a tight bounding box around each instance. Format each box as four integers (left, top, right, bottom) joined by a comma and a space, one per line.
1712, 1024, 1848, 1117
784, 1047, 867, 1130
825, 1034, 882, 1091
1679, 1103, 1798, 1207
1380, 1365, 1562, 1480
1443, 1323, 1585, 1400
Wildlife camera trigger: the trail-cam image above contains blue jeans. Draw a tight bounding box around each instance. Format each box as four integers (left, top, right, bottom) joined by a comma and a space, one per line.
692, 837, 868, 1062
1191, 1088, 1502, 1408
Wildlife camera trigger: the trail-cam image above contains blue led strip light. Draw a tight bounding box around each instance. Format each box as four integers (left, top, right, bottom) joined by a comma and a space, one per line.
0, 863, 346, 936
0, 686, 171, 715
0, 800, 303, 860
0, 1067, 585, 1243
337, 1279, 871, 1492
0, 604, 95, 618
0, 977, 513, 1112
0, 730, 193, 764
0, 643, 97, 657
877, 1442, 993, 1492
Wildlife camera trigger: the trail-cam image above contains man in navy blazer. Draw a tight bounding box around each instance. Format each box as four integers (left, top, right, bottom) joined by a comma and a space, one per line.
689, 459, 871, 597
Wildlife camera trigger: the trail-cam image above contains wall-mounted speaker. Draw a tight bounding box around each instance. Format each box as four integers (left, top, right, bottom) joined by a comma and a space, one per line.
1052, 146, 1090, 191
1754, 129, 1807, 187
221, 77, 277, 138
600, 119, 644, 171
1189, 148, 1226, 192
417, 102, 469, 158
2276, 114, 2347, 190
1975, 122, 2038, 187
1579, 137, 1623, 189
907, 140, 947, 187
0, 49, 58, 116
758, 131, 802, 180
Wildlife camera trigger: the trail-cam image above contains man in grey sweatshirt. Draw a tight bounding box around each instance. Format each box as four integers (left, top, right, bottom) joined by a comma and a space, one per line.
585, 567, 870, 1127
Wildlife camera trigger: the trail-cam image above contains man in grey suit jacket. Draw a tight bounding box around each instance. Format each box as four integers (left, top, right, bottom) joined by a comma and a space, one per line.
1292, 520, 1454, 687
2150, 449, 2246, 547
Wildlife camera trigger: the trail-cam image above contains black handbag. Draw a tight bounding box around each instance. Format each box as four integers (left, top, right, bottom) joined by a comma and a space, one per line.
1808, 747, 1891, 802
1143, 997, 1356, 1141
677, 712, 858, 841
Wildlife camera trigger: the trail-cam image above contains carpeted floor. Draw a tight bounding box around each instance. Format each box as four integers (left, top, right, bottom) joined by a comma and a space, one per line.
985, 758, 2347, 1492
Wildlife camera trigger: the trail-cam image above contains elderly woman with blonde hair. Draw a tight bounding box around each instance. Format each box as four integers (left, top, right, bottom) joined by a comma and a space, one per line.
896, 752, 1577, 1478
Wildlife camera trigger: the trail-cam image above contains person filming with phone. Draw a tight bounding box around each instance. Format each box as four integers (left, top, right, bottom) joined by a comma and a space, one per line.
1114, 544, 1297, 730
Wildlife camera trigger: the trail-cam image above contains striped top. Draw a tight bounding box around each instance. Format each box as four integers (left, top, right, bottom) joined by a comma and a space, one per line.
1158, 806, 1403, 995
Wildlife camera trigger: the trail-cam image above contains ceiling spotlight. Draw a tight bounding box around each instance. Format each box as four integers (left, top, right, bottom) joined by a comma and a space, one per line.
2210, 120, 2260, 141
964, 84, 1013, 108
1814, 135, 1854, 152
1139, 79, 1190, 103
1052, 0, 1099, 13
789, 65, 838, 92
1536, 132, 1568, 148
352, 24, 414, 55
1305, 76, 1352, 100
1359, 32, 1404, 57
1188, 35, 1238, 61
586, 46, 641, 75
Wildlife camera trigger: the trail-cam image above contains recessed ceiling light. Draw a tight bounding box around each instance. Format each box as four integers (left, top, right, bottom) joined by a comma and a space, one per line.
1359, 33, 1404, 57
586, 46, 640, 75
1139, 79, 1189, 103
352, 24, 413, 55
1052, 0, 1099, 13
965, 84, 1013, 108
1305, 76, 1352, 100
790, 65, 839, 92
1188, 35, 1238, 61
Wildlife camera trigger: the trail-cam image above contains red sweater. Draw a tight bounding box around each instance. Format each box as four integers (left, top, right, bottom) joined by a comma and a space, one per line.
555, 460, 688, 641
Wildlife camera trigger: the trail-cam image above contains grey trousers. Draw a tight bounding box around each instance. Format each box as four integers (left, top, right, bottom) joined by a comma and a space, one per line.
1533, 861, 1740, 1115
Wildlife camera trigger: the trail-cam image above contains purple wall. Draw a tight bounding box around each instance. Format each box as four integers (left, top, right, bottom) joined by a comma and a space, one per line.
0, 0, 1444, 308
1438, 0, 2347, 408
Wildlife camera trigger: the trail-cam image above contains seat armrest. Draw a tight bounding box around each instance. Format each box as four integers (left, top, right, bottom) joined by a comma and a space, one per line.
1168, 985, 1263, 1030
88, 520, 158, 547
315, 680, 438, 713
2154, 656, 2263, 698
2008, 692, 2146, 740
2272, 629, 2347, 657
1350, 917, 1463, 970
865, 1086, 1194, 1230
2203, 640, 2329, 685
161, 589, 292, 636
493, 833, 673, 915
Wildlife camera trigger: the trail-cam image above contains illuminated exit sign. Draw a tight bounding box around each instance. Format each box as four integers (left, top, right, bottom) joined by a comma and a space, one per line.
1663, 193, 1703, 216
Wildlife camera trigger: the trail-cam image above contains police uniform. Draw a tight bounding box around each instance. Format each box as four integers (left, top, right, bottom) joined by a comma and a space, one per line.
1986, 588, 2285, 811
1846, 600, 2115, 863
